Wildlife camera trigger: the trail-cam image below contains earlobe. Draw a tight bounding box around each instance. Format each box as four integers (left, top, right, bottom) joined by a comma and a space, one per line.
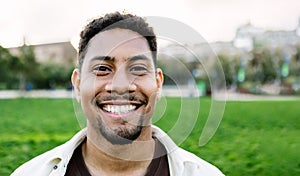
71, 69, 81, 102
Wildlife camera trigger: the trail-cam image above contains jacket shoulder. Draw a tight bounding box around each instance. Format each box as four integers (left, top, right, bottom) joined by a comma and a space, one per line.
11, 144, 65, 176
170, 148, 225, 176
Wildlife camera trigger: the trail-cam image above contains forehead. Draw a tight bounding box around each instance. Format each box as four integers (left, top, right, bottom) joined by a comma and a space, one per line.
84, 28, 151, 61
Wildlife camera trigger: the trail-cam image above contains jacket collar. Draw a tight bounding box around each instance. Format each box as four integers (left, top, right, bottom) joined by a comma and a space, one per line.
48, 126, 189, 175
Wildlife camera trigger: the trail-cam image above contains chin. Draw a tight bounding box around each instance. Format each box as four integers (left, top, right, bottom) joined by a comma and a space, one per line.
96, 116, 144, 145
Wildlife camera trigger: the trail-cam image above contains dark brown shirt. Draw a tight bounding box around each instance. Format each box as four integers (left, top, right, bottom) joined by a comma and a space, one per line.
65, 139, 170, 176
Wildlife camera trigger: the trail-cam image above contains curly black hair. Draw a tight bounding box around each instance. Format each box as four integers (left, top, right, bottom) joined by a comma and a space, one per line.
78, 12, 157, 70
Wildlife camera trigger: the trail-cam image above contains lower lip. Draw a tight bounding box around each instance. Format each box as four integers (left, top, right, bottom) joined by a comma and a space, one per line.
106, 111, 133, 119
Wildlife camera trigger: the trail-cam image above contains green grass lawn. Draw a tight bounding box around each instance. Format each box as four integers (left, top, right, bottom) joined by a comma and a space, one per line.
1, 98, 299, 175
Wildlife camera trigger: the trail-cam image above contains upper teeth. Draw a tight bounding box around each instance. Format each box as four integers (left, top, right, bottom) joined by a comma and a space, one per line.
103, 105, 136, 114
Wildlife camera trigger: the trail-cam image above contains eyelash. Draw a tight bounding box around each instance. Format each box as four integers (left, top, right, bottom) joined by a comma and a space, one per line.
129, 65, 148, 75
92, 65, 149, 76
92, 65, 112, 76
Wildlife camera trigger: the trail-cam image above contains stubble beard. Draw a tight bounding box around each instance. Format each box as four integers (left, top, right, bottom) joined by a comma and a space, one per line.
93, 93, 152, 145
96, 116, 144, 145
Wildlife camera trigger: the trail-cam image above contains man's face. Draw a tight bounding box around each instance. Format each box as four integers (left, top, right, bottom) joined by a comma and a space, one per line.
72, 28, 163, 145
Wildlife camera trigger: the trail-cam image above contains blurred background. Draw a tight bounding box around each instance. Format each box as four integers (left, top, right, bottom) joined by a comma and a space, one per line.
0, 0, 300, 95
1, 0, 300, 175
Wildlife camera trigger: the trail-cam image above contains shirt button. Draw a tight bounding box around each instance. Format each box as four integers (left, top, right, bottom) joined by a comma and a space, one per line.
53, 165, 58, 170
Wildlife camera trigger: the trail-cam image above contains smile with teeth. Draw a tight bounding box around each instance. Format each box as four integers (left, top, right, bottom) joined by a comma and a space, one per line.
102, 104, 138, 114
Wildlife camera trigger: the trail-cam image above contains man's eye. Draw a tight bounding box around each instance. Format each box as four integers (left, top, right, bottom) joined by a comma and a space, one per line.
93, 66, 111, 75
130, 66, 148, 75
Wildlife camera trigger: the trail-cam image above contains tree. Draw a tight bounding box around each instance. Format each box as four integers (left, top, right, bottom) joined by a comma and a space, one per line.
260, 49, 277, 83
249, 48, 277, 83
0, 46, 22, 89
36, 63, 74, 89
217, 54, 239, 87
18, 45, 40, 89
291, 43, 300, 77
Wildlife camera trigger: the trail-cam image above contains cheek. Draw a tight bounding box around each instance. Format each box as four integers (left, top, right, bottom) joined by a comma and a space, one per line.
143, 80, 159, 97
135, 75, 158, 90
80, 76, 105, 96
137, 80, 159, 111
148, 93, 158, 110
79, 77, 99, 111
81, 83, 95, 100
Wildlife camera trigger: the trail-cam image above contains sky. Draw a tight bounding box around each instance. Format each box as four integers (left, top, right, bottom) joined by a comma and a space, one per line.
0, 0, 300, 48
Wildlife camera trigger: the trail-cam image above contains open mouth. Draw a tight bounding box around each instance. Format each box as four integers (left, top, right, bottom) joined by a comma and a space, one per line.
96, 101, 142, 115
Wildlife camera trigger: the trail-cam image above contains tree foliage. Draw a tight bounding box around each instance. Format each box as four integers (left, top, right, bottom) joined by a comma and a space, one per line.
212, 43, 300, 94
0, 45, 74, 90
0, 46, 22, 89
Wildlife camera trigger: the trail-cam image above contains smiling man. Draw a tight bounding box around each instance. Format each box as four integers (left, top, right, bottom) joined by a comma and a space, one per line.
12, 12, 224, 176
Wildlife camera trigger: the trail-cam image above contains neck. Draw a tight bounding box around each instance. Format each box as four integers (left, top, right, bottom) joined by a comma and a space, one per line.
82, 126, 155, 175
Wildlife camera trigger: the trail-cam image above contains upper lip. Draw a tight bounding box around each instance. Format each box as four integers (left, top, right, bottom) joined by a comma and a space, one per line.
95, 94, 147, 106
98, 100, 141, 105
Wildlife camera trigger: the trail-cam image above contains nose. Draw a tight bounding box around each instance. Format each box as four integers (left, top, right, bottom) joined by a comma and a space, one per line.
105, 70, 137, 94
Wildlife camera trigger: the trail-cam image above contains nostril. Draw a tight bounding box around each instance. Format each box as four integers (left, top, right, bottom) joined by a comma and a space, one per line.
105, 82, 136, 94
128, 83, 137, 91
104, 83, 113, 92
129, 96, 134, 101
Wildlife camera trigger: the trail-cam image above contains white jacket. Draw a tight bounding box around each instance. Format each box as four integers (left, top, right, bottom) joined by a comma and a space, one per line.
11, 126, 224, 176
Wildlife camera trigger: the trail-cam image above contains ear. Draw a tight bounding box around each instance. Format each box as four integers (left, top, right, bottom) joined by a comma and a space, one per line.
155, 68, 164, 100
71, 69, 81, 102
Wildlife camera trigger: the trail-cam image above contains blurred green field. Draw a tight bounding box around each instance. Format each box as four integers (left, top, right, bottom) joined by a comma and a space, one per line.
1, 98, 299, 175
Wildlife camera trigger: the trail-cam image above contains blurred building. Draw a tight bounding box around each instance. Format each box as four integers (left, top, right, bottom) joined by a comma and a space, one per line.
233, 18, 300, 51
7, 18, 300, 66
8, 41, 77, 67
159, 18, 300, 65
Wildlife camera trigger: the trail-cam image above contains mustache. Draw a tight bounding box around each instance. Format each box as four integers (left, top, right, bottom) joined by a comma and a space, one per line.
96, 93, 147, 104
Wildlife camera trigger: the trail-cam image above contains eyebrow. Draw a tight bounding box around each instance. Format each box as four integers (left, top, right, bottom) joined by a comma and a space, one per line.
90, 56, 115, 62
90, 54, 152, 63
127, 54, 152, 63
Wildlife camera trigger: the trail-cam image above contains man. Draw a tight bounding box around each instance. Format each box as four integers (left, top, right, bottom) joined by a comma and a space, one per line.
12, 12, 224, 176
